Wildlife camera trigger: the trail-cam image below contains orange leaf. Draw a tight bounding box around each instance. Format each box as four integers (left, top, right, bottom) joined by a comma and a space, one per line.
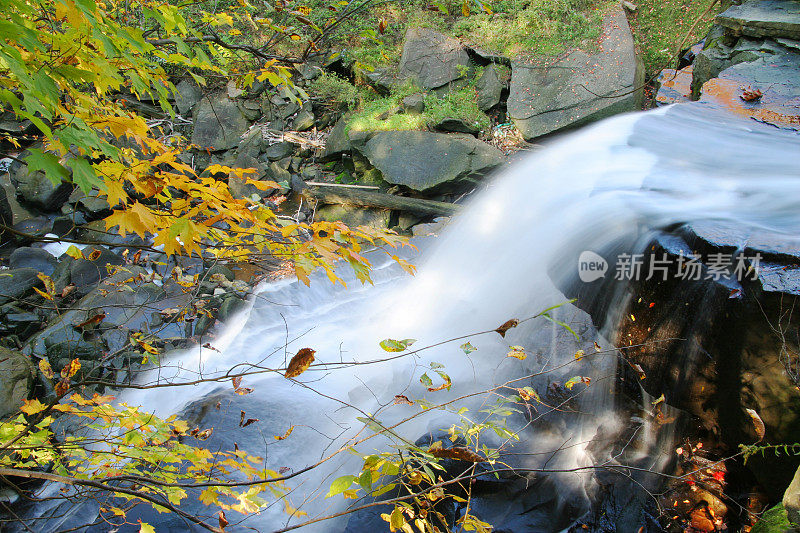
284, 348, 315, 378
495, 319, 519, 337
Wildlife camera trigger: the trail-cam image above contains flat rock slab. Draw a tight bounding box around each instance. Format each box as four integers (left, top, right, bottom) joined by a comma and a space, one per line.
716, 0, 800, 40
655, 66, 694, 106
398, 27, 471, 90
359, 131, 504, 193
507, 7, 642, 140
699, 50, 800, 130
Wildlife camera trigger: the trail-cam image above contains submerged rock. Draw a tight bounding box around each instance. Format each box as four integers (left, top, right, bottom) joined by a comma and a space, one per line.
507, 7, 643, 140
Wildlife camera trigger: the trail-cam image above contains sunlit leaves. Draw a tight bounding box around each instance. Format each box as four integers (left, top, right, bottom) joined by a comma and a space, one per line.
379, 338, 416, 352
460, 342, 477, 355
506, 346, 526, 360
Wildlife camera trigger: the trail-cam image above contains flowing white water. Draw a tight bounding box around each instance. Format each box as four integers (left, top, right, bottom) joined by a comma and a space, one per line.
24, 103, 800, 532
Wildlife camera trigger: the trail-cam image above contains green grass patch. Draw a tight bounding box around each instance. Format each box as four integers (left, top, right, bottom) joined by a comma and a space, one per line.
452, 0, 604, 58
346, 79, 490, 134
629, 0, 719, 76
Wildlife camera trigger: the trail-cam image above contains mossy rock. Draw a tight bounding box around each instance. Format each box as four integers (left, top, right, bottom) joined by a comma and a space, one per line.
752, 504, 798, 533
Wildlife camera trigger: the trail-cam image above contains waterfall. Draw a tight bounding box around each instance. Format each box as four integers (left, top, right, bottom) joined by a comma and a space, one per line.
23, 102, 800, 532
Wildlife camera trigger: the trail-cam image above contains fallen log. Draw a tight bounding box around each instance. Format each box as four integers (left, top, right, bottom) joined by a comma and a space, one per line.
302, 184, 460, 217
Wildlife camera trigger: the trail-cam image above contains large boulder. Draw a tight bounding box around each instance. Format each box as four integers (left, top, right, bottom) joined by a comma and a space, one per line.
191, 94, 251, 151
358, 131, 504, 193
507, 7, 643, 140
174, 79, 203, 116
398, 27, 472, 90
0, 347, 34, 419
716, 0, 800, 40
475, 64, 506, 111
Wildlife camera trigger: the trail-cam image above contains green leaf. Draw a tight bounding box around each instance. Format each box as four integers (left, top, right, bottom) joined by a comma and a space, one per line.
358, 469, 372, 491
419, 373, 433, 387
327, 475, 356, 497
379, 338, 416, 352
69, 158, 103, 193
460, 342, 476, 355
371, 482, 396, 497
541, 313, 579, 340
25, 149, 69, 185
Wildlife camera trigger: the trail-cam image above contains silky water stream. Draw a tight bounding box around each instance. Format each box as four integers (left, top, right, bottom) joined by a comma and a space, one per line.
20, 103, 800, 532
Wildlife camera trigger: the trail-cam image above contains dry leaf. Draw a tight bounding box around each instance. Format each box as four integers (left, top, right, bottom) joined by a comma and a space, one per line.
495, 319, 519, 337
87, 249, 102, 261
218, 510, 228, 531
241, 418, 259, 428
428, 446, 485, 463
631, 363, 647, 380
745, 408, 766, 441
393, 395, 414, 406
239, 410, 246, 427
232, 375, 243, 389
234, 387, 254, 395
61, 284, 76, 298
74, 312, 106, 329
55, 378, 69, 396
195, 428, 213, 440
284, 348, 316, 378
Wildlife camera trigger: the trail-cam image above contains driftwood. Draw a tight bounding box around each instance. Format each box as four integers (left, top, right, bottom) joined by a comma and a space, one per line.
302, 184, 459, 217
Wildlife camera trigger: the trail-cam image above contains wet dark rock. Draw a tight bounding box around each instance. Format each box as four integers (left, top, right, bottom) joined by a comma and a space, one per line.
398, 27, 472, 90
0, 306, 41, 339
9, 247, 58, 275
698, 47, 800, 131
508, 7, 643, 140
9, 154, 73, 212
12, 216, 52, 242
0, 268, 42, 306
359, 131, 504, 193
68, 245, 125, 293
191, 94, 250, 150
0, 347, 34, 419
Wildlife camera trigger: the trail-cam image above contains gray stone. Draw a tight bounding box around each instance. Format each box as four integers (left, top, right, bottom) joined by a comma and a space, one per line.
784, 466, 800, 527
9, 247, 58, 275
433, 117, 480, 135
69, 245, 124, 293
174, 79, 203, 116
268, 161, 292, 184
401, 93, 426, 114
507, 7, 643, 140
191, 94, 250, 150
265, 141, 295, 161
316, 205, 391, 229
0, 268, 41, 305
398, 27, 472, 90
475, 64, 505, 111
363, 67, 396, 95
292, 106, 316, 131
359, 131, 504, 193
698, 48, 800, 131
0, 306, 41, 338
9, 154, 73, 212
716, 0, 800, 40
0, 347, 34, 419
26, 266, 187, 367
